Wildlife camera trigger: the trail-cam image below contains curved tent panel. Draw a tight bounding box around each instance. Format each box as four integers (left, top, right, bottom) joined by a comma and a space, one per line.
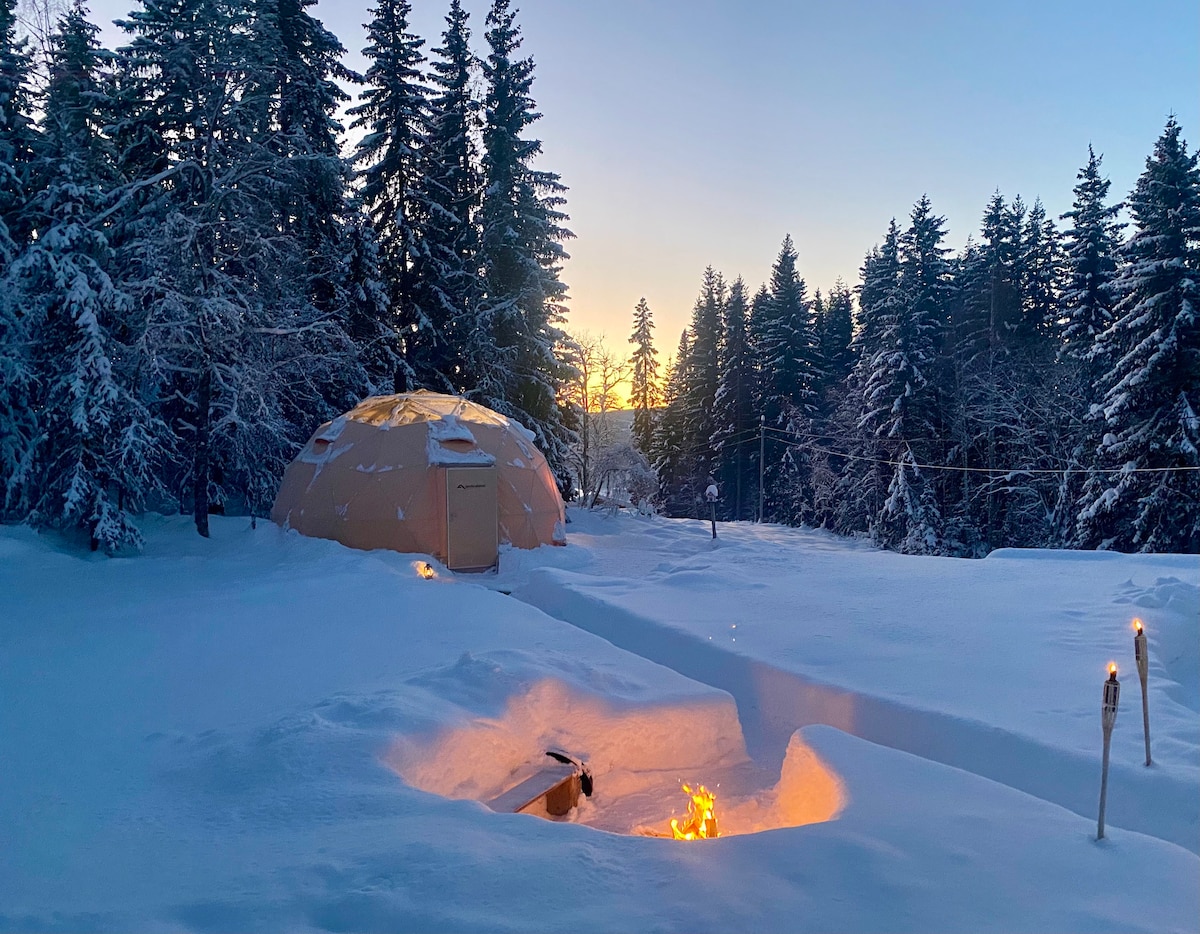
271, 391, 566, 566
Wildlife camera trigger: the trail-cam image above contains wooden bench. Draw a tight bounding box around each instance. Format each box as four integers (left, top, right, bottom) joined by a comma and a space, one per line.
487, 759, 584, 817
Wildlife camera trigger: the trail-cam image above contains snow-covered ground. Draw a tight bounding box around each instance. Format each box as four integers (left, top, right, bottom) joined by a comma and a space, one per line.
2, 510, 1197, 932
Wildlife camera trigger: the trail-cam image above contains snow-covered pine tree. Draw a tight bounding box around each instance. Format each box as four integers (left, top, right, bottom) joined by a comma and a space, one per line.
1020, 198, 1062, 346
860, 196, 950, 551
252, 0, 367, 412
0, 0, 40, 513
627, 296, 660, 455
475, 0, 575, 475
755, 234, 820, 521
112, 0, 356, 536
652, 330, 691, 517
17, 4, 151, 551
820, 278, 855, 386
348, 0, 429, 392
408, 0, 483, 394
880, 447, 943, 555
1049, 148, 1125, 544
1058, 146, 1124, 376
0, 0, 36, 258
711, 277, 756, 520
679, 265, 724, 495
946, 197, 1033, 550
339, 206, 399, 396
1077, 118, 1200, 553
758, 234, 819, 427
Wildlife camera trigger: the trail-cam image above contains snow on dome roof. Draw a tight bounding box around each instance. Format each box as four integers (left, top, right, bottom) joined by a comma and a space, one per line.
346, 391, 520, 432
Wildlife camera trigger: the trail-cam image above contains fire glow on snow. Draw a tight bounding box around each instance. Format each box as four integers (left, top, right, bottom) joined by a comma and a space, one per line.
384, 677, 846, 838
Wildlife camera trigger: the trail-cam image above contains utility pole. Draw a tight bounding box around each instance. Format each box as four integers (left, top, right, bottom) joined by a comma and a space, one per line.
758, 414, 765, 523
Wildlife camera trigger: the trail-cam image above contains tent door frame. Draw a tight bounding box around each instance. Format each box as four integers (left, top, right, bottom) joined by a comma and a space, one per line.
444, 465, 499, 571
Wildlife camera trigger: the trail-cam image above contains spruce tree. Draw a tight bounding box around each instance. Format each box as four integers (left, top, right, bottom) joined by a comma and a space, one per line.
627, 296, 659, 455
475, 0, 574, 474
863, 196, 950, 551
1020, 198, 1062, 346
1059, 146, 1123, 374
18, 4, 151, 551
409, 0, 483, 393
0, 0, 39, 512
758, 234, 819, 427
652, 330, 691, 516
680, 266, 724, 493
1077, 118, 1200, 552
820, 278, 855, 385
711, 277, 756, 520
0, 0, 35, 259
832, 223, 903, 537
349, 0, 429, 391
113, 0, 356, 535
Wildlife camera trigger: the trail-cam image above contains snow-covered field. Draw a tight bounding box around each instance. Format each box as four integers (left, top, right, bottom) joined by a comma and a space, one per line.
2, 510, 1197, 932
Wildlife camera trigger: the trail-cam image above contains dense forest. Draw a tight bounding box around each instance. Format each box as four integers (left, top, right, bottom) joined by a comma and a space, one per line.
0, 0, 1196, 557
0, 0, 575, 551
636, 126, 1199, 556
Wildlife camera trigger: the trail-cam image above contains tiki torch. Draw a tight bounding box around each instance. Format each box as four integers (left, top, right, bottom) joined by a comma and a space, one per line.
1097, 662, 1120, 840
1133, 618, 1151, 766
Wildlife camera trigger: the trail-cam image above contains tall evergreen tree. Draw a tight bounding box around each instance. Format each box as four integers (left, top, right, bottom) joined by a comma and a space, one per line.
349, 0, 428, 391
17, 3, 152, 551
652, 329, 691, 516
865, 196, 951, 550
711, 277, 756, 520
820, 278, 855, 386
0, 0, 39, 512
474, 0, 574, 474
758, 234, 819, 429
832, 222, 904, 537
409, 0, 483, 393
1059, 146, 1123, 373
680, 265, 724, 492
1077, 118, 1200, 552
113, 0, 357, 536
1020, 198, 1062, 345
627, 296, 659, 455
0, 0, 36, 259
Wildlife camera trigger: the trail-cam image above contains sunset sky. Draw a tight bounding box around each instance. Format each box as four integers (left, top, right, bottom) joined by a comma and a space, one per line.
88, 0, 1198, 352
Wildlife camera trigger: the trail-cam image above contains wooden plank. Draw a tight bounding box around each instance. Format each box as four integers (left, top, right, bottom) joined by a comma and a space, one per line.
486, 763, 581, 816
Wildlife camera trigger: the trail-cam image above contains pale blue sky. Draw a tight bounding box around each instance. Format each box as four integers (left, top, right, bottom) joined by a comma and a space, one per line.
88, 0, 1198, 346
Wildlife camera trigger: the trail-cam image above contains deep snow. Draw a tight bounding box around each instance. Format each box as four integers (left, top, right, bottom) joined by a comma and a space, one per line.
1, 510, 1197, 932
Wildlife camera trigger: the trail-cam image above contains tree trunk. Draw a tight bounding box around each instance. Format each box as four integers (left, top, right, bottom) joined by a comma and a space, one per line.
193, 367, 212, 538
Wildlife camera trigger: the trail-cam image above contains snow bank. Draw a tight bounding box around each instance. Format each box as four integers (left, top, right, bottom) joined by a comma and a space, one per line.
2, 513, 1198, 933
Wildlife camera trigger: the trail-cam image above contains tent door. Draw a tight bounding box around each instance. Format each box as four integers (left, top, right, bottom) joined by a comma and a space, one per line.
445, 466, 498, 571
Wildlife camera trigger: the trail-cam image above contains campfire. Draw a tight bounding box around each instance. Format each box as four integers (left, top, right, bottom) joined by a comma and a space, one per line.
669, 783, 720, 840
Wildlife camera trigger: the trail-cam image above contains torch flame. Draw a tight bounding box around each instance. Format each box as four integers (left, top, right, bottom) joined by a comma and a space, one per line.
1108, 661, 1118, 676
669, 783, 720, 840
1133, 618, 1143, 633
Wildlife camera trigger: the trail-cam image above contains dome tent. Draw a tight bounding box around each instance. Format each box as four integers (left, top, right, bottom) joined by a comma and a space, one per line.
272, 392, 566, 570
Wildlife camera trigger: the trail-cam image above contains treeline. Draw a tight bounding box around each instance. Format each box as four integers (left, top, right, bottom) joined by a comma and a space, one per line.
636, 125, 1199, 555
0, 0, 574, 551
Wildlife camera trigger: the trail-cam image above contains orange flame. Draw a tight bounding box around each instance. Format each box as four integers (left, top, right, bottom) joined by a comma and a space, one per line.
1133, 618, 1143, 633
670, 783, 720, 840
1108, 661, 1118, 676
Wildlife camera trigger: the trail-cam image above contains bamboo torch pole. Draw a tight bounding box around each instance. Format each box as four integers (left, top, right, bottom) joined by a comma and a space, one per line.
1097, 662, 1120, 840
1133, 619, 1151, 767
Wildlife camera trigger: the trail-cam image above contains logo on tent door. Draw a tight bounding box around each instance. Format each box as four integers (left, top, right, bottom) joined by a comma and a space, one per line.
456, 483, 487, 490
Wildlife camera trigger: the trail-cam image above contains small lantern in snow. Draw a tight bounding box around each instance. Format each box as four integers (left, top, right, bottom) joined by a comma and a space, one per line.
1097, 662, 1120, 840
